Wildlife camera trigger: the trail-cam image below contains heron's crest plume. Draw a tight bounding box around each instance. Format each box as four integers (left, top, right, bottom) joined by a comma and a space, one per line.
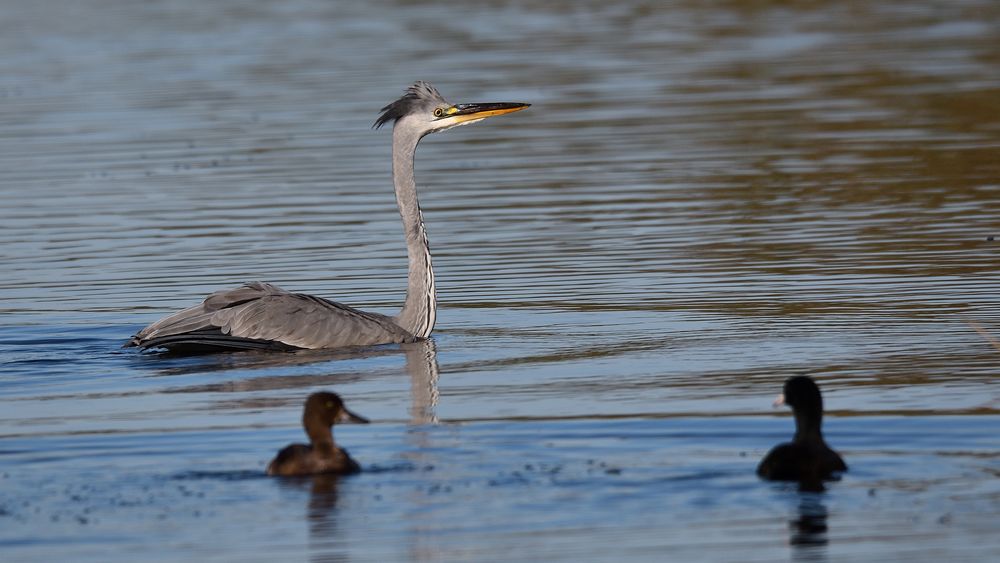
373, 81, 449, 129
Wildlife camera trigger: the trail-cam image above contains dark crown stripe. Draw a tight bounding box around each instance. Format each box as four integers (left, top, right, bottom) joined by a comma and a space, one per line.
373, 81, 446, 129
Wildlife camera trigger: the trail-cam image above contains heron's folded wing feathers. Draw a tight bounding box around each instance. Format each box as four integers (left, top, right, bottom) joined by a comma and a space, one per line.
132, 282, 415, 349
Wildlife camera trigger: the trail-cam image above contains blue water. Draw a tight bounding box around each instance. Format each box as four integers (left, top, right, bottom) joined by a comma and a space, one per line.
2, 410, 997, 561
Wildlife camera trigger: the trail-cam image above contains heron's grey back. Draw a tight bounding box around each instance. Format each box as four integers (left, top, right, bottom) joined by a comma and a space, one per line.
129, 282, 417, 350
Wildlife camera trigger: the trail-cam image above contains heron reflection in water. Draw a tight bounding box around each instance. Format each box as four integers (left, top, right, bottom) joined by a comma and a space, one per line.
126, 82, 529, 353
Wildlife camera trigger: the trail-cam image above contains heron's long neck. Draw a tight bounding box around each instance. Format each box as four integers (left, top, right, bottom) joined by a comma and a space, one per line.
392, 127, 437, 338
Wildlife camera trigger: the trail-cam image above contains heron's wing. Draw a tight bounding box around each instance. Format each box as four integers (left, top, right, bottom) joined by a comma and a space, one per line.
128, 282, 416, 350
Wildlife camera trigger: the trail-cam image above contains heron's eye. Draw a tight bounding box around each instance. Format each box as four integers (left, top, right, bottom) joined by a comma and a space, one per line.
433, 108, 445, 118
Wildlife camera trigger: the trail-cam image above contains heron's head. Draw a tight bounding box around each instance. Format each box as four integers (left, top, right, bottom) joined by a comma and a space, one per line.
374, 81, 529, 136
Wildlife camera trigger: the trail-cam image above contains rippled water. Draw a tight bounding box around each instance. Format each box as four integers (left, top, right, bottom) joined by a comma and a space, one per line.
2, 0, 999, 560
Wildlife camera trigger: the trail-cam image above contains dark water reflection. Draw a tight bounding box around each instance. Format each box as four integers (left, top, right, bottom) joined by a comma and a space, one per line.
276, 474, 347, 563
791, 495, 829, 550
1, 0, 999, 560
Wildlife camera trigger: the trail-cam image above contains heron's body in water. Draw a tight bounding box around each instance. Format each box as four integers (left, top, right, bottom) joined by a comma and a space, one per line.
125, 82, 528, 353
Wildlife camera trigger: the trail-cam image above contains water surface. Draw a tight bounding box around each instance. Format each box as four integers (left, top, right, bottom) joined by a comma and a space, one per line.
1, 0, 999, 560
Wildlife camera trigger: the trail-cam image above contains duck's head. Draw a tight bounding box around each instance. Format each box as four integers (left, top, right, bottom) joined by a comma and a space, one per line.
304, 391, 370, 428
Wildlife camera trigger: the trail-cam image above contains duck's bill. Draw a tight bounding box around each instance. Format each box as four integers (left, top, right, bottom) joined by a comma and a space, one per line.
772, 393, 786, 408
337, 407, 370, 424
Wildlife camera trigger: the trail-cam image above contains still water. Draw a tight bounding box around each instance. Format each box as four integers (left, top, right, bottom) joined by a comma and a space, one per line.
2, 0, 999, 560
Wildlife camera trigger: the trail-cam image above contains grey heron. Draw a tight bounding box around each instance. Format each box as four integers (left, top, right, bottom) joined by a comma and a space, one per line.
125, 82, 529, 352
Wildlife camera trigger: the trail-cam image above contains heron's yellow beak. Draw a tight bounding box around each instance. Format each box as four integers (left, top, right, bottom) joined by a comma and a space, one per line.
437, 102, 530, 127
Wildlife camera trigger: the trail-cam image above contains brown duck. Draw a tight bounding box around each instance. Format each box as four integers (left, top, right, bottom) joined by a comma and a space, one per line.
267, 392, 369, 476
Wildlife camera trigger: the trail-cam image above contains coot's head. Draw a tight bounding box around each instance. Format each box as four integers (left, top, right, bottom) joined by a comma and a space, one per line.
775, 376, 823, 414
304, 392, 370, 427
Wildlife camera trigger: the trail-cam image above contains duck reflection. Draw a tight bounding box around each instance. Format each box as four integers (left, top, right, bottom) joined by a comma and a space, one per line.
275, 474, 346, 562
306, 474, 342, 537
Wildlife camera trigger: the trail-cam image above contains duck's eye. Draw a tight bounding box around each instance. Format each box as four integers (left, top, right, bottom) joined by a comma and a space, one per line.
326, 401, 333, 408
433, 108, 445, 118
